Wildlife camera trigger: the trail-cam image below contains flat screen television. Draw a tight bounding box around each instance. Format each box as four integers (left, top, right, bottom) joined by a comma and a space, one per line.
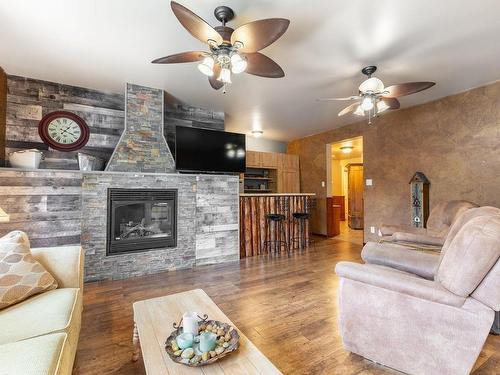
175, 126, 246, 173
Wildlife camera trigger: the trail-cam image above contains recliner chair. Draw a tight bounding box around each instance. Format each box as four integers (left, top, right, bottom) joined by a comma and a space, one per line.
336, 214, 500, 375
380, 200, 477, 246
363, 206, 500, 335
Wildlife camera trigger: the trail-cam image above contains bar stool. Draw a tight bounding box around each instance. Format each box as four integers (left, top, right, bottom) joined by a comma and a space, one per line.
261, 197, 290, 255
291, 196, 316, 250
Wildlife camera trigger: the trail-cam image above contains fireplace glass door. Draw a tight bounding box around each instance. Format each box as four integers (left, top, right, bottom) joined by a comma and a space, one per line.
107, 189, 177, 255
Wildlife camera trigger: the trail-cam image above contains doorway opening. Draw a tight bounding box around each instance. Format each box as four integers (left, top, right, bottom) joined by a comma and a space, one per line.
326, 136, 364, 245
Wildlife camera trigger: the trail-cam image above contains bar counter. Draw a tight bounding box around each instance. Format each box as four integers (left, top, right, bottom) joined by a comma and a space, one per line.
239, 193, 316, 258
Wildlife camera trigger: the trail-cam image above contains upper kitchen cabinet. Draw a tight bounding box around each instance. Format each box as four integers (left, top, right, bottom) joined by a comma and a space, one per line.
245, 151, 278, 168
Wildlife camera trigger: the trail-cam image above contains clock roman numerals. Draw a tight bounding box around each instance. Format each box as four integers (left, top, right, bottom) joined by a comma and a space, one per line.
39, 112, 89, 152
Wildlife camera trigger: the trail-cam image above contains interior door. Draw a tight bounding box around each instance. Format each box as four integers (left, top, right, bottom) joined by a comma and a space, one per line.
347, 163, 364, 229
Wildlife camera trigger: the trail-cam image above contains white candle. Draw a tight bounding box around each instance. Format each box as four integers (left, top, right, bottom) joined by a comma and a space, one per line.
182, 312, 199, 335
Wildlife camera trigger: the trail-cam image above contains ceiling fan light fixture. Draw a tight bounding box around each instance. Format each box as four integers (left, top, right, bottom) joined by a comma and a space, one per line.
359, 77, 384, 94
218, 67, 232, 83
198, 56, 215, 76
361, 97, 374, 111
230, 53, 247, 74
353, 105, 365, 116
376, 100, 390, 113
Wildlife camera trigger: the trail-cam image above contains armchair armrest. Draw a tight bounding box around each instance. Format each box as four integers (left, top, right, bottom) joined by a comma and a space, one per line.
361, 241, 439, 280
335, 261, 465, 307
31, 246, 83, 289
379, 224, 426, 236
391, 231, 445, 246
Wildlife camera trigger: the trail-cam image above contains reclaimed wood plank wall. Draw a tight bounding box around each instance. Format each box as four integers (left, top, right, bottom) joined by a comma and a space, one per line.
0, 169, 83, 247
0, 68, 6, 161
4, 75, 224, 169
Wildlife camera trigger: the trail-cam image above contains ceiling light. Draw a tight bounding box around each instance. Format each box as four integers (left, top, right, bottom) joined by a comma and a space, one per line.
359, 77, 384, 93
231, 54, 247, 74
340, 146, 353, 154
376, 100, 390, 113
353, 105, 365, 116
361, 97, 374, 111
197, 56, 214, 76
251, 130, 263, 138
218, 67, 232, 84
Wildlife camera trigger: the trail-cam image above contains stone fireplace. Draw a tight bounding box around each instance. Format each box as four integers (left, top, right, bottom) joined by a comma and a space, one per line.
107, 188, 177, 255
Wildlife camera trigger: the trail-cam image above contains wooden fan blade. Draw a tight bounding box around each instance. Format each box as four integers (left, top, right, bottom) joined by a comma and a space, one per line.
151, 51, 205, 64
317, 96, 361, 101
382, 97, 400, 109
208, 65, 223, 90
244, 53, 284, 78
382, 82, 435, 98
171, 1, 223, 46
231, 18, 290, 53
338, 102, 360, 117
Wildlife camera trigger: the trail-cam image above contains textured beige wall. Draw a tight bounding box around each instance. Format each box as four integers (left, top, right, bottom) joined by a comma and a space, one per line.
289, 81, 500, 240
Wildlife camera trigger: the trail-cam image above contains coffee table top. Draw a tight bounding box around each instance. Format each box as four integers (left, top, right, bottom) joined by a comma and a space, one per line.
133, 288, 282, 374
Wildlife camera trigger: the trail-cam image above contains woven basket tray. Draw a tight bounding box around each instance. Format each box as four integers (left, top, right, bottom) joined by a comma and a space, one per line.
165, 316, 240, 367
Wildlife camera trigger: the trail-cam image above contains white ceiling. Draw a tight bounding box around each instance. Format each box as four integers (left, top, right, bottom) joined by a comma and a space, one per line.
1, 0, 500, 141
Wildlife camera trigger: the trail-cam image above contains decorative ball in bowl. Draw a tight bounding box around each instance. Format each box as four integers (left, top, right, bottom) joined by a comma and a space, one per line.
165, 316, 240, 367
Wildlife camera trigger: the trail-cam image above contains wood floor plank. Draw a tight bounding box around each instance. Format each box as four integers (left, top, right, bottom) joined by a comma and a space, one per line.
74, 237, 500, 374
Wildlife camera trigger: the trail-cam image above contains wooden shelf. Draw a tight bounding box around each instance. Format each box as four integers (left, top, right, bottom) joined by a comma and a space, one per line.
244, 189, 273, 192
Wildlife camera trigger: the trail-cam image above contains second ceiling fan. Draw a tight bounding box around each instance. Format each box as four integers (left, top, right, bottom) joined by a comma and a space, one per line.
152, 1, 290, 92
318, 66, 435, 124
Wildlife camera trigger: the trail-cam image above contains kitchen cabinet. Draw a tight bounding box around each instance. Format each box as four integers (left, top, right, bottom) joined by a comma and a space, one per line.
245, 150, 300, 193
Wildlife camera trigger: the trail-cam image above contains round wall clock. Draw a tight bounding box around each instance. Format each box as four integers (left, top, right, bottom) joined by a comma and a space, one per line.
38, 111, 90, 152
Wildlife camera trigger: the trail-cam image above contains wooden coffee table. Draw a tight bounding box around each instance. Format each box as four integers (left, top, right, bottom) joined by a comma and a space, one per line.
132, 289, 282, 374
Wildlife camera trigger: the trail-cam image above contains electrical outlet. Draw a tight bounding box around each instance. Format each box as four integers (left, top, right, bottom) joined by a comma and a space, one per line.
321, 181, 325, 187
370, 226, 376, 234
366, 179, 373, 186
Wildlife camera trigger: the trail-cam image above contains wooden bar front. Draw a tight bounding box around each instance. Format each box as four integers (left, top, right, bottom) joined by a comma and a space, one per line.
239, 193, 315, 258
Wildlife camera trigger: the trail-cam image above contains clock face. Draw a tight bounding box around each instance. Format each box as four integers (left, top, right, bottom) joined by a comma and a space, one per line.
47, 117, 82, 145
38, 111, 90, 152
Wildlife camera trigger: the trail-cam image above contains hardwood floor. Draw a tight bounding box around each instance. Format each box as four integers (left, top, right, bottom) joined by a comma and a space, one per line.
74, 237, 500, 375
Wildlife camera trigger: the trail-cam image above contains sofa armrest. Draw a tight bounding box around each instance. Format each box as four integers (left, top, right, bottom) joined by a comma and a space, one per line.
379, 225, 426, 236
361, 241, 439, 280
391, 231, 446, 246
31, 246, 83, 289
335, 261, 465, 307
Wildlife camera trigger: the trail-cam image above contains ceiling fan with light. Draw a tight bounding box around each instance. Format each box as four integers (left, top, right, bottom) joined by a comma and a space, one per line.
152, 1, 290, 93
318, 66, 435, 124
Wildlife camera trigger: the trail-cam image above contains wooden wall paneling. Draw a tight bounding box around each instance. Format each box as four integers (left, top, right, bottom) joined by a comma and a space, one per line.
332, 195, 345, 221
5, 75, 224, 170
0, 68, 6, 162
326, 198, 341, 237
0, 170, 83, 247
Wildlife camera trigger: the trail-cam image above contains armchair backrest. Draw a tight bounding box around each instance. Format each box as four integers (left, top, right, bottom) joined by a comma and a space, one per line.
436, 215, 500, 307
439, 206, 500, 262
426, 200, 477, 235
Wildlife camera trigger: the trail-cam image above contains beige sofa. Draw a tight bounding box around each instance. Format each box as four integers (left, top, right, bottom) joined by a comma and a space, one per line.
336, 213, 500, 375
0, 245, 83, 375
379, 200, 477, 246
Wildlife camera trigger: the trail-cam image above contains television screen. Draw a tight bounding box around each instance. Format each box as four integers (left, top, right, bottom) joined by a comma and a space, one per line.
175, 127, 246, 173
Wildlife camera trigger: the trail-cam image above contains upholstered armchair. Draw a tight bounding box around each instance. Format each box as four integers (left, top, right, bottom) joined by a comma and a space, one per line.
336, 214, 500, 375
379, 200, 477, 246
